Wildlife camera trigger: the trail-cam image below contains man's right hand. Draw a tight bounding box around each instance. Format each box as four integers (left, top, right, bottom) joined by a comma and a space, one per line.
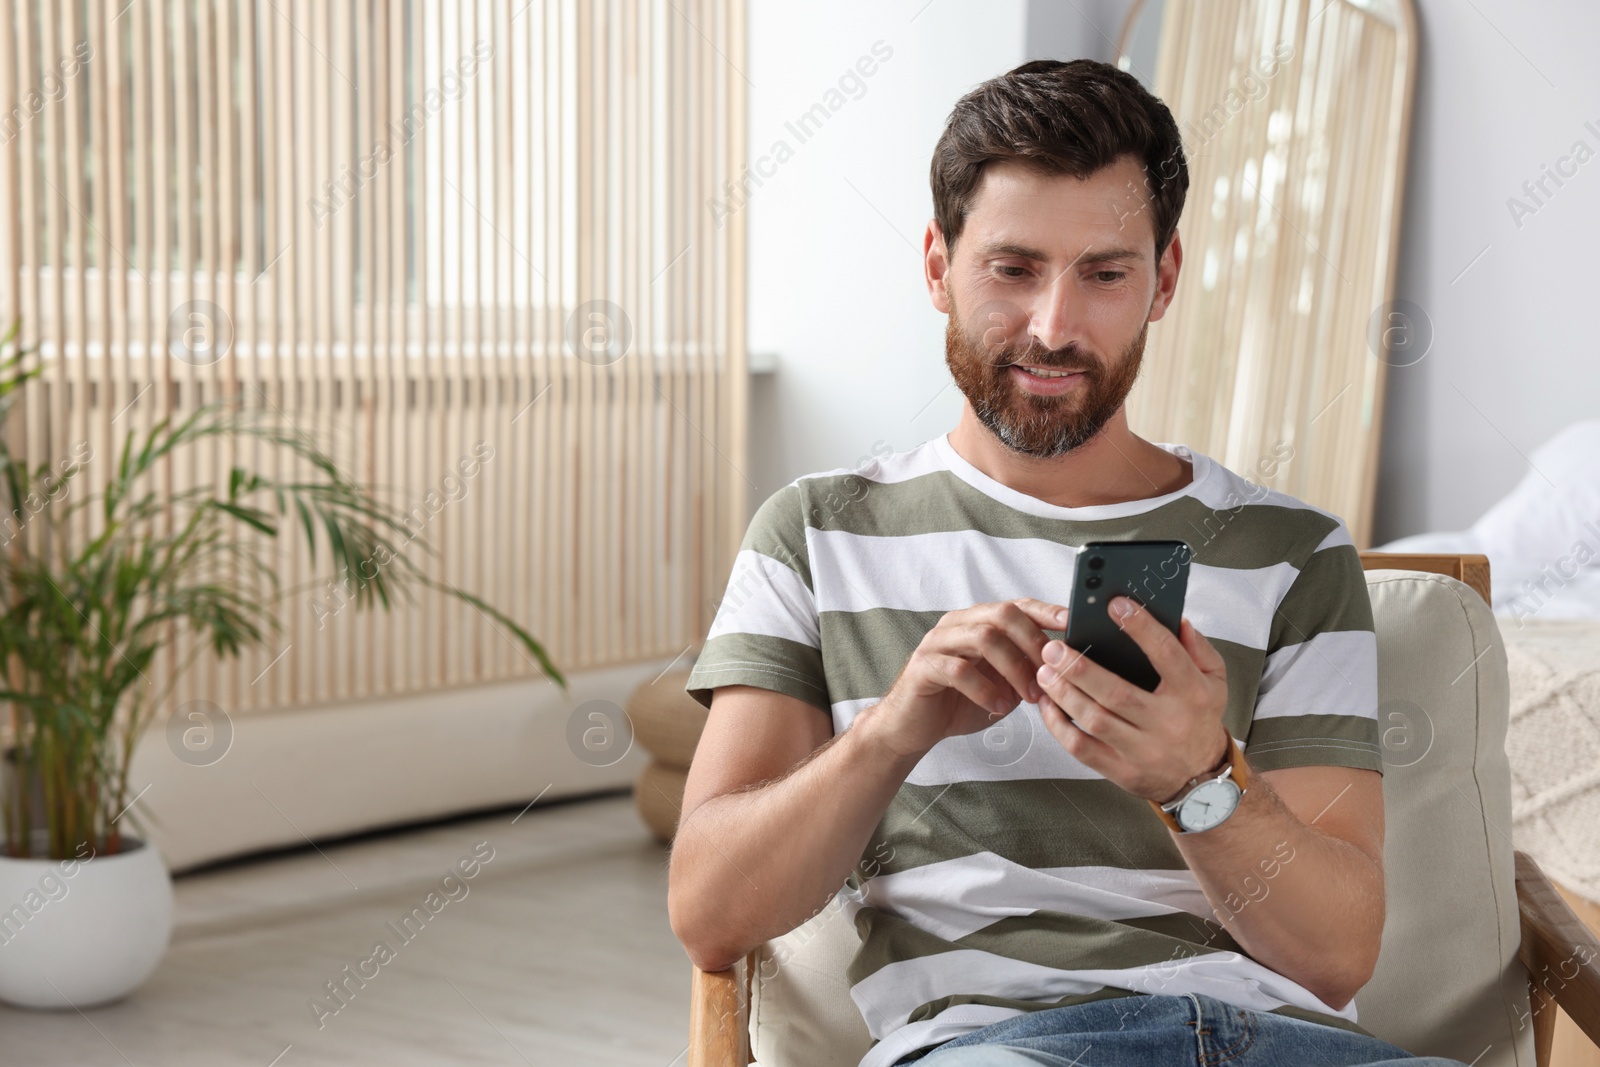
672, 596, 1067, 970
861, 597, 1070, 762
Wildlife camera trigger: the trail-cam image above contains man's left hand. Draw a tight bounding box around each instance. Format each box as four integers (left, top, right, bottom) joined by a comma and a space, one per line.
1036, 595, 1231, 804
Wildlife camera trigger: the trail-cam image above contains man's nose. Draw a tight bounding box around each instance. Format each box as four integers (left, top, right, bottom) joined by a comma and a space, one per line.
1025, 276, 1088, 353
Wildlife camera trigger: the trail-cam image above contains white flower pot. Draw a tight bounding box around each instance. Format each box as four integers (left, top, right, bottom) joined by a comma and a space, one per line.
0, 835, 173, 1009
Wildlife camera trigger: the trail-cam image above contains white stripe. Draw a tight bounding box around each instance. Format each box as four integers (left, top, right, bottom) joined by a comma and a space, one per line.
1185, 559, 1298, 649
848, 946, 1358, 1041
933, 434, 1217, 522
809, 526, 1298, 654
1190, 467, 1350, 533
1312, 522, 1355, 553
855, 439, 949, 485
831, 696, 877, 734
810, 529, 1079, 615
835, 696, 1089, 777
840, 699, 1256, 784
855, 1005, 1026, 1067
1187, 469, 1278, 517
707, 550, 819, 648
904, 703, 1099, 785
1255, 629, 1378, 720
836, 699, 1113, 785
859, 853, 1210, 941
797, 438, 947, 488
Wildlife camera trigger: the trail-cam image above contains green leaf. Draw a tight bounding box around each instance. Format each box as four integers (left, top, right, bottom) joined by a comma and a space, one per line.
215, 502, 277, 537
437, 582, 567, 690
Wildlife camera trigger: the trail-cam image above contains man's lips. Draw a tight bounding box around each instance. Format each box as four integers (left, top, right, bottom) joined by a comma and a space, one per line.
1008, 364, 1088, 395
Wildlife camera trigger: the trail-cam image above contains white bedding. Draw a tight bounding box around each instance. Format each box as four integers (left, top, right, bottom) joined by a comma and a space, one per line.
1374, 419, 1600, 622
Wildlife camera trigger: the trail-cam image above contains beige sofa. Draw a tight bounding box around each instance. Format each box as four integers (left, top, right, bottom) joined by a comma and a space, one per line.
126, 659, 665, 872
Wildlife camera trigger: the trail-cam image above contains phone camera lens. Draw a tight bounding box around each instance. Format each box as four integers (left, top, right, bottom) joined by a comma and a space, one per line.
1087, 556, 1104, 570
1085, 574, 1102, 589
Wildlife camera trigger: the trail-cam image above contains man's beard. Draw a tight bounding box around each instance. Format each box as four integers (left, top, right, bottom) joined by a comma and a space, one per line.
944, 297, 1149, 458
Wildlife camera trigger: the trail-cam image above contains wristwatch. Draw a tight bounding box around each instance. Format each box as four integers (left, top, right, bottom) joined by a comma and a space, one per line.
1149, 733, 1250, 834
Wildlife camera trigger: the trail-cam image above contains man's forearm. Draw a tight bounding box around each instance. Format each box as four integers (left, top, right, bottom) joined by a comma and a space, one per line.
668, 703, 920, 973
1171, 772, 1384, 1009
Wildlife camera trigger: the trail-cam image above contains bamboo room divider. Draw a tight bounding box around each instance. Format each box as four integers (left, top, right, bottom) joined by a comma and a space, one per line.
1118, 0, 1417, 549
0, 0, 748, 711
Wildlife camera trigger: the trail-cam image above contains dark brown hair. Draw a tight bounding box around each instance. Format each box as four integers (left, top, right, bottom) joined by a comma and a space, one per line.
930, 58, 1189, 261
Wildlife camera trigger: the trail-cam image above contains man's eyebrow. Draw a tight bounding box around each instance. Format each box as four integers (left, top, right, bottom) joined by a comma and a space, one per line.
979, 242, 1146, 265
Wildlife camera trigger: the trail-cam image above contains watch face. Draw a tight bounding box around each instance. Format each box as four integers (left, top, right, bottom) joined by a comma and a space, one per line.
1177, 779, 1241, 832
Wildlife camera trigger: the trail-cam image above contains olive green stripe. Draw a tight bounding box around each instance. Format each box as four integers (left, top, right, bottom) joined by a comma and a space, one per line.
849, 906, 1243, 983
1115, 910, 1248, 951
904, 986, 1140, 1029
861, 736, 1379, 878
1270, 544, 1375, 646
819, 608, 976, 704
965, 910, 1247, 971
1244, 713, 1382, 773
1247, 713, 1380, 750
795, 469, 1338, 571
740, 483, 812, 588
864, 779, 1184, 875
685, 632, 830, 712
1266, 1002, 1375, 1036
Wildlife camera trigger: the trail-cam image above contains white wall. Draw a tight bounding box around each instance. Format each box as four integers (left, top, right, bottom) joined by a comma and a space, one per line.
745, 0, 1600, 544
744, 0, 1029, 506
1372, 0, 1600, 542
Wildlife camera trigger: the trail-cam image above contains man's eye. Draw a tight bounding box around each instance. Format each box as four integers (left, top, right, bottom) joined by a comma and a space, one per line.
995, 266, 1029, 278
1094, 270, 1127, 283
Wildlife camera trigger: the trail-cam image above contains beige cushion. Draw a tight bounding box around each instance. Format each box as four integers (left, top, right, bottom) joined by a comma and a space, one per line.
748, 570, 1535, 1067
751, 890, 874, 1067
1355, 571, 1532, 1066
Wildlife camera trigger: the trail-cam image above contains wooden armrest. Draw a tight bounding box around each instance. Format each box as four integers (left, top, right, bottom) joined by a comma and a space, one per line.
1516, 850, 1600, 1049
1357, 551, 1491, 607
689, 956, 752, 1067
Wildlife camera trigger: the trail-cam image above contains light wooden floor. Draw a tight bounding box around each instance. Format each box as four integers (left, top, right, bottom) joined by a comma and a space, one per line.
0, 793, 691, 1066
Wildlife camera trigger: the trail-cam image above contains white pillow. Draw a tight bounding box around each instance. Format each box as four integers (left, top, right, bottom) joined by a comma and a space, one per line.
1375, 419, 1600, 618
1471, 419, 1600, 570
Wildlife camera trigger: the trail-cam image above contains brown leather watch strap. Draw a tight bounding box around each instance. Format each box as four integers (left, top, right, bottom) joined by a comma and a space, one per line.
1149, 733, 1248, 832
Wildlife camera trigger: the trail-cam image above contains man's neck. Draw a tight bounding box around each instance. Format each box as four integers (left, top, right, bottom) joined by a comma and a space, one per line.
946, 403, 1194, 509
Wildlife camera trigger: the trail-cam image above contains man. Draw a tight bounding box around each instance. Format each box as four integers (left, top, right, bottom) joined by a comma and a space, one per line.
669, 59, 1467, 1067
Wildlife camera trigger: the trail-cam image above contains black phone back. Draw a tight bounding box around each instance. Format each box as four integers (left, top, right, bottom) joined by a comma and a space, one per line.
1063, 540, 1192, 692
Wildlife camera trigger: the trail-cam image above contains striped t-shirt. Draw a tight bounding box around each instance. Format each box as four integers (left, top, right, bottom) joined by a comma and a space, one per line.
685, 432, 1383, 1067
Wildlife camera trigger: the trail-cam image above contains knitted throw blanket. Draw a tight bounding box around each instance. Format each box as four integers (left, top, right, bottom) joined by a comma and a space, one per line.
1505, 617, 1600, 905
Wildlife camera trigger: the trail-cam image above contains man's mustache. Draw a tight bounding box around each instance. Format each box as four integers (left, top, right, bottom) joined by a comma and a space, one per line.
990, 346, 1096, 375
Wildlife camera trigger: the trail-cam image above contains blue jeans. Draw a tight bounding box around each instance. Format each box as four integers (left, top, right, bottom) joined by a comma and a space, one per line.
894, 992, 1470, 1066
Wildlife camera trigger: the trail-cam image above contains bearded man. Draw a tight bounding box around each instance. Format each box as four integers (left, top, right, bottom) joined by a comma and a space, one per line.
669, 57, 1466, 1067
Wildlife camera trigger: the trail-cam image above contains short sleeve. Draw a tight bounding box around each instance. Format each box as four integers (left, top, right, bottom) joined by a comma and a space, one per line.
1243, 521, 1382, 773
684, 483, 831, 714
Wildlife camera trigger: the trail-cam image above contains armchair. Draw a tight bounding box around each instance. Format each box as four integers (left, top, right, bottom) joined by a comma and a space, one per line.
686, 553, 1600, 1067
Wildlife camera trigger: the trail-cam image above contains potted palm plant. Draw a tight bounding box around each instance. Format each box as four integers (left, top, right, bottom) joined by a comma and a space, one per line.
0, 320, 563, 1008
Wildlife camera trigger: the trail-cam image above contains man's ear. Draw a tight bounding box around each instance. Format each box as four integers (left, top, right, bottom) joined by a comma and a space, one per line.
926, 220, 953, 315
1147, 229, 1183, 324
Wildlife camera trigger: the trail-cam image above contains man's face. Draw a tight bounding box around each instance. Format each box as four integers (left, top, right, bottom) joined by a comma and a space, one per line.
935, 155, 1177, 458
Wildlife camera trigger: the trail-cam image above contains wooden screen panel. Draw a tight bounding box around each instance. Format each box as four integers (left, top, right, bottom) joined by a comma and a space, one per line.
0, 0, 748, 710
1120, 0, 1418, 548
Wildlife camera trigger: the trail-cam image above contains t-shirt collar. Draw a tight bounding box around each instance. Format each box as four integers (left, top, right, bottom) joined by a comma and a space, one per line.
931, 431, 1211, 522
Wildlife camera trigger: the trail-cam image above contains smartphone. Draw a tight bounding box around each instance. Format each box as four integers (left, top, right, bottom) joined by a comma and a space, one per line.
1062, 540, 1192, 692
